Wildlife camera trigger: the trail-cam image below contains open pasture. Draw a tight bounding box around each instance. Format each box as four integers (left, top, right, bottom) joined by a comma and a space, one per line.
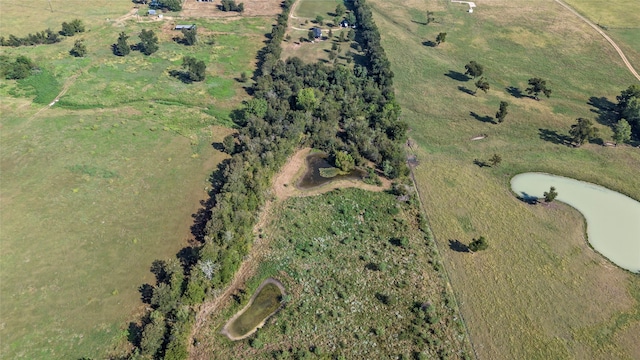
194, 189, 472, 359
0, 0, 133, 36
294, 0, 344, 19
369, 0, 640, 358
0, 11, 272, 360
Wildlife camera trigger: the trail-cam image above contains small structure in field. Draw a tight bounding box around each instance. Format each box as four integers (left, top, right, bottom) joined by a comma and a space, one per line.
175, 24, 197, 30
148, 9, 157, 15
312, 27, 322, 39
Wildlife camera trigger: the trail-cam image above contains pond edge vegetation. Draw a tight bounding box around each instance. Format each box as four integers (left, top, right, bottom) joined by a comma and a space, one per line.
119, 0, 413, 359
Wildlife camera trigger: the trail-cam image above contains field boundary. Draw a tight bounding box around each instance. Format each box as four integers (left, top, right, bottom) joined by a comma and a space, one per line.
405, 142, 479, 360
554, 0, 640, 82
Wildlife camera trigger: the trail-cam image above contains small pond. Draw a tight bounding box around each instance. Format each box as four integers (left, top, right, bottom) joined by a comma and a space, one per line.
222, 278, 285, 340
511, 172, 640, 273
297, 153, 366, 189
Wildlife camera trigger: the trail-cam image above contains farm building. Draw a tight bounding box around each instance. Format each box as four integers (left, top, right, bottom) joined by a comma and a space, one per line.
312, 27, 322, 38
148, 9, 156, 15
175, 24, 197, 30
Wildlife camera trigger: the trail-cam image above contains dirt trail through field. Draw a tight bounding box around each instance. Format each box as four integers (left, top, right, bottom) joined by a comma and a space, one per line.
188, 148, 390, 358
554, 0, 640, 82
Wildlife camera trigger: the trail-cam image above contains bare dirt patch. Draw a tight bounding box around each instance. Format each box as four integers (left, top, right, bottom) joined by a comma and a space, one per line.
180, 0, 283, 18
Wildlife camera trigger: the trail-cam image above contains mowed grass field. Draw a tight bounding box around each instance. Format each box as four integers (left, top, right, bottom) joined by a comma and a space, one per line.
0, 5, 272, 360
294, 0, 343, 19
197, 189, 473, 359
368, 0, 640, 359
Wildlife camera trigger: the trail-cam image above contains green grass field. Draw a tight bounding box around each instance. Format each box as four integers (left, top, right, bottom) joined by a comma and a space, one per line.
197, 189, 473, 358
295, 0, 343, 19
563, 0, 640, 28
0, 7, 272, 360
368, 0, 640, 358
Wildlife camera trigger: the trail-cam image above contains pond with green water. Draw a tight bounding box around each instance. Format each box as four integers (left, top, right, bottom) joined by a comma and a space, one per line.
511, 172, 640, 273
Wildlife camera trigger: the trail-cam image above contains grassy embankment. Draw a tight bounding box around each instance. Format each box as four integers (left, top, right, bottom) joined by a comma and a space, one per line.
0, 3, 270, 358
197, 189, 473, 359
368, 0, 640, 359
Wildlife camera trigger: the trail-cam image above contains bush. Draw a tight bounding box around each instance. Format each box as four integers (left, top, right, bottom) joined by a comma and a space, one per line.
468, 236, 488, 252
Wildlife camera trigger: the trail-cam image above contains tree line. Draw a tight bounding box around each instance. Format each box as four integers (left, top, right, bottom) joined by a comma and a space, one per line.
0, 19, 84, 47
123, 0, 407, 358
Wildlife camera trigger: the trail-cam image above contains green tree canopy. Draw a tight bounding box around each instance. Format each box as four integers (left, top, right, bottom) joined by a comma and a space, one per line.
543, 186, 558, 203
474, 77, 490, 94
333, 150, 355, 172
464, 61, 483, 79
435, 32, 446, 46
138, 29, 159, 55
569, 118, 598, 146
182, 28, 197, 45
468, 236, 488, 252
113, 32, 130, 56
296, 88, 318, 111
526, 77, 551, 100
69, 39, 87, 57
495, 101, 509, 123
335, 4, 346, 17
613, 119, 631, 145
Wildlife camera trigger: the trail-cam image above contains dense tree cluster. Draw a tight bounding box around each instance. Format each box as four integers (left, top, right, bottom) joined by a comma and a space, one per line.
182, 56, 206, 81
138, 29, 159, 55
69, 39, 87, 57
156, 0, 182, 11
60, 19, 85, 36
0, 55, 37, 80
616, 84, 640, 140
220, 0, 244, 12
129, 0, 407, 358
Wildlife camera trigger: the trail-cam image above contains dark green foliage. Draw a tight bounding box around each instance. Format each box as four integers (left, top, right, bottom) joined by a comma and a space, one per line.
613, 119, 631, 145
0, 28, 60, 47
616, 85, 640, 138
182, 56, 206, 82
495, 101, 509, 123
464, 61, 483, 79
1, 55, 37, 80
435, 32, 446, 45
139, 29, 159, 55
159, 0, 182, 11
182, 28, 197, 46
140, 312, 166, 357
543, 186, 558, 203
333, 150, 355, 172
468, 236, 488, 252
60, 19, 85, 36
526, 77, 552, 100
315, 15, 324, 25
569, 118, 598, 146
347, 28, 355, 41
335, 4, 346, 17
220, 0, 244, 12
474, 77, 490, 94
488, 153, 501, 167
113, 32, 130, 56
222, 134, 236, 154
70, 39, 87, 57
307, 30, 315, 42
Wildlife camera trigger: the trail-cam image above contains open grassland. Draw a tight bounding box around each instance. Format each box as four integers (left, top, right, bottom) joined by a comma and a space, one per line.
562, 0, 640, 28
295, 0, 343, 19
195, 189, 473, 359
0, 0, 134, 36
0, 9, 272, 360
369, 0, 640, 358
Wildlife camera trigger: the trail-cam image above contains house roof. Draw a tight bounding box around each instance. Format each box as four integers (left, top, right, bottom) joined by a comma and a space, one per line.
312, 27, 322, 37
148, 9, 156, 15
175, 24, 196, 30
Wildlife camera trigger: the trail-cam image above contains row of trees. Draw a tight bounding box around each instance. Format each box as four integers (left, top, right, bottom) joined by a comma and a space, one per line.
220, 0, 244, 12
0, 19, 84, 47
129, 0, 407, 358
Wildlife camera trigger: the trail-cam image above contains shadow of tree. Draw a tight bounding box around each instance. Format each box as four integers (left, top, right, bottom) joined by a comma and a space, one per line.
138, 283, 154, 304
516, 191, 539, 205
458, 86, 475, 96
423, 40, 437, 47
506, 86, 525, 99
190, 159, 230, 243
470, 111, 494, 123
169, 69, 192, 84
445, 70, 469, 81
473, 159, 489, 168
127, 322, 143, 348
449, 239, 469, 253
587, 96, 618, 126
538, 128, 572, 146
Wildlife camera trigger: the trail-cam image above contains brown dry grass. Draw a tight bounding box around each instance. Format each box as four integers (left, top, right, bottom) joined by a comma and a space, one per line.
180, 0, 283, 18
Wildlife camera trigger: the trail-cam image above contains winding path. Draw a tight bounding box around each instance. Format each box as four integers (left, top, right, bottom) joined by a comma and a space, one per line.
553, 0, 640, 82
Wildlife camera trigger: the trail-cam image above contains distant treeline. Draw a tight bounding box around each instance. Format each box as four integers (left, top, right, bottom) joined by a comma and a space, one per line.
124, 0, 407, 358
0, 19, 84, 47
